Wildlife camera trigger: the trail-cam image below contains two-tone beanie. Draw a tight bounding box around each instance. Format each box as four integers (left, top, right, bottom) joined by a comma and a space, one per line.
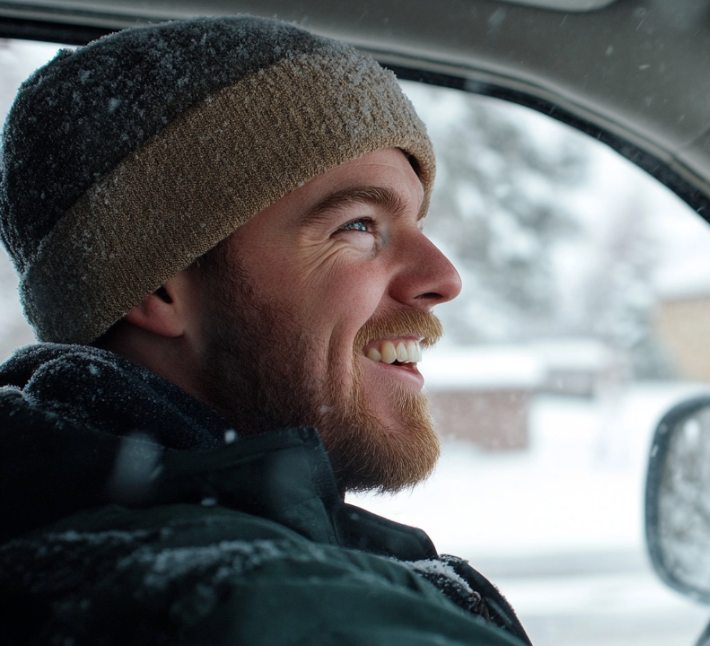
0, 16, 434, 344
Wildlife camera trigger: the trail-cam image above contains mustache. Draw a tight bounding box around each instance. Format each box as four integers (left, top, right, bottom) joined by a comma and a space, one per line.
353, 310, 443, 350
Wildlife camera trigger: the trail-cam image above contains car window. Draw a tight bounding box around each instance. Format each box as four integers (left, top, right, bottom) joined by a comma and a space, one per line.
0, 38, 62, 358
351, 81, 710, 646
1, 38, 709, 646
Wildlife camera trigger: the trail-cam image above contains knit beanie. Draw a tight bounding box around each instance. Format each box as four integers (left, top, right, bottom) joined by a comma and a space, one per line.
0, 16, 434, 344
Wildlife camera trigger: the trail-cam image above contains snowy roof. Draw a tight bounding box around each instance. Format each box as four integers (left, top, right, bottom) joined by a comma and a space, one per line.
528, 338, 614, 371
655, 259, 710, 300
421, 347, 544, 390
421, 339, 614, 391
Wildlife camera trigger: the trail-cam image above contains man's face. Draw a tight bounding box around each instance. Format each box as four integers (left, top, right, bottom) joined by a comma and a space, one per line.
193, 148, 461, 493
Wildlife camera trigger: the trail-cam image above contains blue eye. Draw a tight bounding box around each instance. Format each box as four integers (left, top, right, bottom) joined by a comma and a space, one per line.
339, 218, 371, 233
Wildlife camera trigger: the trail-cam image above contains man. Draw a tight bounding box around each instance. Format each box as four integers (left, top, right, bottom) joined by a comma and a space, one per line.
0, 16, 531, 645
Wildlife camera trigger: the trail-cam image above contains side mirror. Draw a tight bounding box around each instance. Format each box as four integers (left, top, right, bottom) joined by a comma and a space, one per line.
645, 394, 710, 605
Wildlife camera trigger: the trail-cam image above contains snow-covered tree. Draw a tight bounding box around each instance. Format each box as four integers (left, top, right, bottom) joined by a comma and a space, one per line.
571, 189, 674, 378
405, 82, 587, 344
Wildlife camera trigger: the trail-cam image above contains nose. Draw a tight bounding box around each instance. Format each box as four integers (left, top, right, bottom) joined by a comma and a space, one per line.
390, 230, 462, 310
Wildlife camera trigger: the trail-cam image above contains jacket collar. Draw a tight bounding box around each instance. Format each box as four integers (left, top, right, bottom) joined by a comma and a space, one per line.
0, 343, 230, 450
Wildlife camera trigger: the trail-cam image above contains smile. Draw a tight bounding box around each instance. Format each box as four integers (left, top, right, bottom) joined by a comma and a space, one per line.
364, 338, 422, 364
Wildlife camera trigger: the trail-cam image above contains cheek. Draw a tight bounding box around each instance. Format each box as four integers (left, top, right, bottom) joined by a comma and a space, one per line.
310, 268, 390, 351
326, 256, 387, 307
243, 235, 390, 342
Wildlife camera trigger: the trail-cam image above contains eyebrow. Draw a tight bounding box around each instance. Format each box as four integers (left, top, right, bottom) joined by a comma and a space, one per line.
301, 185, 428, 228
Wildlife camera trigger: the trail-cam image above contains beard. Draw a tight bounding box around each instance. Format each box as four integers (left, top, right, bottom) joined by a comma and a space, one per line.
193, 246, 443, 494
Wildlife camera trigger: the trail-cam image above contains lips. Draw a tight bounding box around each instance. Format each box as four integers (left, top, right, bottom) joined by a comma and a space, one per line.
364, 339, 422, 364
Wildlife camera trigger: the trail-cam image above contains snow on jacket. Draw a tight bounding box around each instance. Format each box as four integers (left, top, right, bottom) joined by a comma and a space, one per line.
0, 344, 531, 645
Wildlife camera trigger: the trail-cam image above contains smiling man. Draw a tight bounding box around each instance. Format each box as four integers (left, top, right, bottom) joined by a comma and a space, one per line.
110, 148, 456, 494
0, 16, 530, 646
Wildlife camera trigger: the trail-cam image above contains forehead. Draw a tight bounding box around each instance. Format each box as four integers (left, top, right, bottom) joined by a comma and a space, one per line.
290, 148, 428, 221
226, 148, 428, 247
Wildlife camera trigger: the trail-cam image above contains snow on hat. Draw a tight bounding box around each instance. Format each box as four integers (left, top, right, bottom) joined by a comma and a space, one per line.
0, 16, 434, 344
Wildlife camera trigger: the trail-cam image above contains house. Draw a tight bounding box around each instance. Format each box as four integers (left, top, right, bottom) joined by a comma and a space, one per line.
422, 347, 543, 450
421, 338, 618, 450
655, 261, 710, 382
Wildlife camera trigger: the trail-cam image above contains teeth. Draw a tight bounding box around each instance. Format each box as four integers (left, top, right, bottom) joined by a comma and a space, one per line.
381, 341, 397, 364
366, 339, 422, 364
407, 340, 420, 362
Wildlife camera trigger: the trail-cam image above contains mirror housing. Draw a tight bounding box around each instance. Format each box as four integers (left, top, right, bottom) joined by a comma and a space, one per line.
645, 394, 710, 605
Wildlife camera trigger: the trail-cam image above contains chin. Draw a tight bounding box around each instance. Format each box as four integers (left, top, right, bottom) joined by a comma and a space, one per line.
319, 384, 440, 494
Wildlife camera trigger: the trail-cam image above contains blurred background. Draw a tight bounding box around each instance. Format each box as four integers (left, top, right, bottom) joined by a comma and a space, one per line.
1, 39, 709, 646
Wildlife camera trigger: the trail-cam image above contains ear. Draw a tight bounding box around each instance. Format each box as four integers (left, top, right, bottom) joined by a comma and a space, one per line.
124, 272, 195, 338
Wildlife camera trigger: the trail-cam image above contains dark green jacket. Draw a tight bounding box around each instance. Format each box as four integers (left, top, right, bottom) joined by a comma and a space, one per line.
0, 344, 531, 645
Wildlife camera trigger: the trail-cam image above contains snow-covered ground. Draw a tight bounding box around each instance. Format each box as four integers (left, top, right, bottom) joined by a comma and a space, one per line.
350, 383, 710, 645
